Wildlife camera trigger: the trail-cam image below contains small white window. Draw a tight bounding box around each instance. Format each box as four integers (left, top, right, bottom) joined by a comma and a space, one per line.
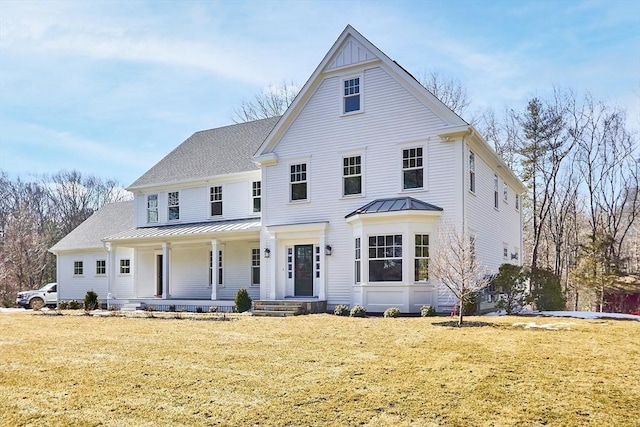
147, 194, 158, 223
354, 238, 361, 283
515, 194, 520, 211
210, 186, 222, 216
494, 174, 499, 209
96, 260, 106, 275
168, 191, 179, 220
252, 181, 261, 213
74, 261, 83, 276
290, 163, 307, 201
343, 77, 361, 113
120, 259, 131, 274
402, 147, 423, 190
503, 244, 509, 260
343, 155, 362, 196
503, 181, 508, 202
469, 151, 476, 193
251, 249, 260, 286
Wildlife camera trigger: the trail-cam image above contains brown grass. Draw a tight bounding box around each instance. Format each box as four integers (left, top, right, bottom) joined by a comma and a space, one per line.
1, 312, 638, 426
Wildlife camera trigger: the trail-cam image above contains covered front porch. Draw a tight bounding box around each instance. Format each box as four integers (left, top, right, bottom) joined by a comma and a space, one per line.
103, 218, 262, 307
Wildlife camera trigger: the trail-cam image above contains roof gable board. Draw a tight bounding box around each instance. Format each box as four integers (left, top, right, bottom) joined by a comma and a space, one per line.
253, 25, 465, 162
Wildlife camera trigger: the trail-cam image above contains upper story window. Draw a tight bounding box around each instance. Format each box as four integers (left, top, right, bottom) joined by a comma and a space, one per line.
469, 151, 476, 193
120, 259, 131, 274
147, 194, 158, 223
290, 163, 307, 201
343, 155, 362, 196
96, 260, 106, 275
252, 181, 261, 213
414, 234, 430, 282
369, 235, 403, 282
210, 186, 222, 216
503, 181, 508, 202
168, 191, 180, 221
355, 238, 361, 283
515, 194, 520, 211
343, 77, 361, 113
74, 261, 83, 276
493, 174, 499, 209
402, 147, 423, 190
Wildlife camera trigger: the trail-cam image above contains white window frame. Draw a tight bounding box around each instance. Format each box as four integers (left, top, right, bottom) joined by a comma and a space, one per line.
252, 181, 261, 213
515, 194, 520, 211
342, 155, 362, 197
368, 234, 403, 282
96, 259, 106, 276
401, 146, 424, 191
168, 191, 180, 221
355, 237, 361, 284
119, 259, 131, 275
251, 248, 260, 286
469, 151, 476, 193
147, 194, 158, 223
210, 186, 222, 217
414, 234, 430, 282
494, 174, 499, 209
290, 162, 308, 202
73, 260, 83, 276
341, 74, 363, 115
503, 181, 508, 202
503, 243, 509, 261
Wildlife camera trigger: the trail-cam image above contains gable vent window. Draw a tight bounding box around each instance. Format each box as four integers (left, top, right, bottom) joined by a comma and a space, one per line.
343, 77, 360, 113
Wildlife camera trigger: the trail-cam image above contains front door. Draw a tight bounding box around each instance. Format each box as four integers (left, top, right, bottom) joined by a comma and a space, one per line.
294, 245, 314, 296
156, 254, 163, 296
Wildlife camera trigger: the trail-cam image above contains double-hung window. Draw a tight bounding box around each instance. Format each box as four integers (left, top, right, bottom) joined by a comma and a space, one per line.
343, 77, 360, 113
503, 181, 508, 202
209, 250, 224, 286
355, 238, 361, 283
414, 235, 429, 282
252, 181, 261, 213
402, 147, 423, 190
147, 194, 158, 223
469, 151, 476, 193
74, 261, 83, 276
210, 186, 222, 216
290, 163, 307, 201
343, 155, 362, 196
515, 194, 520, 211
168, 191, 180, 220
96, 260, 106, 275
251, 249, 260, 286
120, 259, 131, 274
369, 235, 403, 282
494, 174, 499, 209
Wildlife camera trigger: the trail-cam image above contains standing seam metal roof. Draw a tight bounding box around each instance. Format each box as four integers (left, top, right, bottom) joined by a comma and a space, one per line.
345, 197, 443, 218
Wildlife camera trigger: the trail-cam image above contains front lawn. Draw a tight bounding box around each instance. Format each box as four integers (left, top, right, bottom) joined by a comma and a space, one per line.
1, 312, 638, 426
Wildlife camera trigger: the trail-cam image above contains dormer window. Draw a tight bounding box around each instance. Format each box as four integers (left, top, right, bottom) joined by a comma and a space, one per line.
343, 77, 361, 113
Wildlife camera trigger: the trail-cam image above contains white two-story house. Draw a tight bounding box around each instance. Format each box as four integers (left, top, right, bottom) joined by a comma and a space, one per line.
50, 25, 525, 313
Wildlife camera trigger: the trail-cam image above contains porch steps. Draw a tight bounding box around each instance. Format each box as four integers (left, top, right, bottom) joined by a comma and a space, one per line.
252, 300, 327, 317
120, 301, 146, 312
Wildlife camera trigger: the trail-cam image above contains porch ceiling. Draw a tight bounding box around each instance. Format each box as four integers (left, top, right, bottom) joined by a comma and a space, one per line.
103, 218, 261, 243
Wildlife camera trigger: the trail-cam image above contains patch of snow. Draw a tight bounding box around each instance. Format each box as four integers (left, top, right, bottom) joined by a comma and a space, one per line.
523, 310, 640, 321
513, 321, 574, 330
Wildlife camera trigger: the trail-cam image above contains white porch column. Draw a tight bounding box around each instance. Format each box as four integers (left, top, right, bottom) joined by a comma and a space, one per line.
107, 242, 115, 303
162, 242, 170, 299
319, 232, 327, 301
269, 235, 277, 300
210, 239, 218, 300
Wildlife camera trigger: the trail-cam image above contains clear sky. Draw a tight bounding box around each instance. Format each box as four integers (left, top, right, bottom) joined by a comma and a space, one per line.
1, 0, 638, 187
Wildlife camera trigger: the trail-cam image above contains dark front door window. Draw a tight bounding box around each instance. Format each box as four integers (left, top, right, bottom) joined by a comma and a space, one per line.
294, 245, 314, 296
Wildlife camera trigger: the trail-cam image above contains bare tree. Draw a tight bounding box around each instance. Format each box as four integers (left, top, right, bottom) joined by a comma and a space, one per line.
232, 81, 298, 123
430, 225, 492, 326
417, 71, 471, 118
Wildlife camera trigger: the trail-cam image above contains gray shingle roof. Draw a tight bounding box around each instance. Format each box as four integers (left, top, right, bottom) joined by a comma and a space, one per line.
128, 116, 280, 189
49, 200, 135, 252
345, 197, 443, 218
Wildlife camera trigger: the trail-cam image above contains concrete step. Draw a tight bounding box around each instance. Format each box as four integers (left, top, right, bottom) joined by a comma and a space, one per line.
252, 310, 299, 317
120, 302, 146, 312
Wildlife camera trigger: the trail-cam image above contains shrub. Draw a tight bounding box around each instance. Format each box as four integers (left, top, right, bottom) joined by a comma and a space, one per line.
462, 293, 478, 316
67, 300, 82, 310
350, 305, 366, 318
196, 306, 203, 313
84, 290, 99, 311
208, 306, 218, 313
234, 288, 252, 313
527, 267, 566, 311
334, 304, 350, 316
495, 263, 528, 314
144, 306, 156, 312
420, 305, 436, 317
383, 307, 401, 318
168, 305, 176, 312
58, 300, 69, 310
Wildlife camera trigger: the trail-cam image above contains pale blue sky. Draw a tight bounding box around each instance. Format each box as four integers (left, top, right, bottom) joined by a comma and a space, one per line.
1, 0, 638, 186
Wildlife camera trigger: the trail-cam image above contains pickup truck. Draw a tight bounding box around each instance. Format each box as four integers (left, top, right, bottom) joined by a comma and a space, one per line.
16, 282, 58, 309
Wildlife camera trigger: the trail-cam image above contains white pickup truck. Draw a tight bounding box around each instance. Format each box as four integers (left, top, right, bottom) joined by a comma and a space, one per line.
16, 283, 58, 309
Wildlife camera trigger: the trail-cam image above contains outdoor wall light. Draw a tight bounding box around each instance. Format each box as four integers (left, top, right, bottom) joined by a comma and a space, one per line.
510, 252, 519, 260
264, 248, 271, 258
325, 245, 332, 256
